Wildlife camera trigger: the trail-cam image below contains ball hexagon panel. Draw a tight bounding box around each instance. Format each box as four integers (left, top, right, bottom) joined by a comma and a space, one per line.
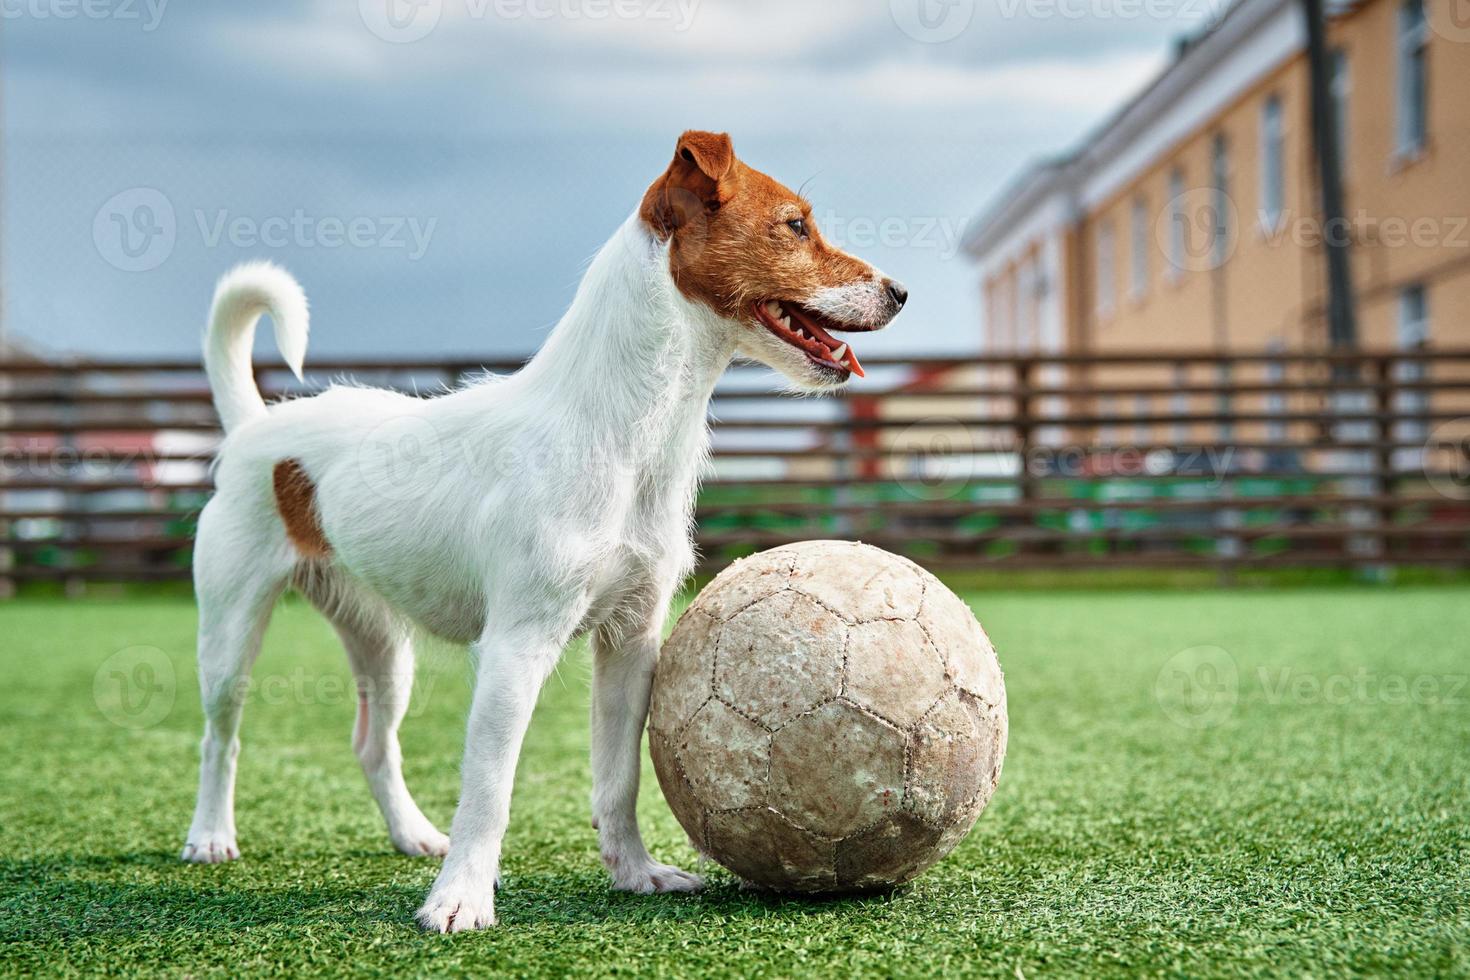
705, 807, 836, 892
715, 590, 846, 730
695, 548, 795, 622
769, 700, 905, 839
789, 541, 925, 623
649, 730, 706, 850
674, 699, 771, 811
844, 619, 948, 728
919, 586, 1005, 705
648, 606, 720, 737
903, 689, 995, 830
836, 811, 944, 891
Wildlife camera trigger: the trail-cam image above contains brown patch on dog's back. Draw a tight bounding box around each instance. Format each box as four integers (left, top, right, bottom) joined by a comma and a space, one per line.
273, 459, 331, 558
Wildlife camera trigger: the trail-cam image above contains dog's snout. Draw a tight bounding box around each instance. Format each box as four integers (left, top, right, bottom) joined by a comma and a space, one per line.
885, 281, 909, 312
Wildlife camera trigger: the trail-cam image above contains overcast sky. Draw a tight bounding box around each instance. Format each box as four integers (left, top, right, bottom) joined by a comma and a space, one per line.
2, 0, 1226, 359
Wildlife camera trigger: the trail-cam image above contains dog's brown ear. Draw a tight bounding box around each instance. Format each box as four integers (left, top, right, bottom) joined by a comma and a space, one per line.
641, 130, 736, 237
675, 131, 734, 186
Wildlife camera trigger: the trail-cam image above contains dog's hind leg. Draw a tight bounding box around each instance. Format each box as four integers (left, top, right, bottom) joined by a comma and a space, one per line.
182, 499, 292, 864
303, 573, 448, 858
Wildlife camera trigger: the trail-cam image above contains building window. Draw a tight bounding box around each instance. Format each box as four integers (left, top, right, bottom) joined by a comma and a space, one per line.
983, 280, 997, 353
1096, 220, 1115, 320
1400, 285, 1429, 348
1397, 0, 1429, 157
1166, 168, 1186, 281
1265, 339, 1287, 443
1098, 395, 1119, 445
1398, 285, 1430, 451
1130, 197, 1149, 300
1210, 133, 1231, 266
1004, 273, 1018, 351
1330, 49, 1351, 177
1217, 362, 1234, 441
1396, 285, 1430, 466
1260, 95, 1285, 231
1017, 259, 1035, 353
1172, 364, 1189, 443
1133, 394, 1151, 445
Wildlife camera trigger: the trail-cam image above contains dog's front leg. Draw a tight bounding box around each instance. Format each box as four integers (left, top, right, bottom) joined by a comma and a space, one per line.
416, 628, 562, 933
590, 624, 704, 894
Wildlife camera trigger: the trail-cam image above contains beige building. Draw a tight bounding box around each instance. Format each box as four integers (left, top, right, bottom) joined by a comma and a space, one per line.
964, 0, 1470, 360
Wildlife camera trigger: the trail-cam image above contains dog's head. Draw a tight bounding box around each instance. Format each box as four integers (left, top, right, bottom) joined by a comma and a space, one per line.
641, 130, 907, 390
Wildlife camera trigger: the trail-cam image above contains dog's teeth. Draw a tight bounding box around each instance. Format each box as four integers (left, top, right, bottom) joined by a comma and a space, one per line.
832, 343, 847, 361
765, 301, 782, 317
780, 316, 792, 330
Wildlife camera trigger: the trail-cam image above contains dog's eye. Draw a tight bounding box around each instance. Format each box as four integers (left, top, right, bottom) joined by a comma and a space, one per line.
787, 219, 808, 239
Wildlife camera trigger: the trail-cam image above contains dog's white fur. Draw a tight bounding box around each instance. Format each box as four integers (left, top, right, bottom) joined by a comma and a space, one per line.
182, 208, 893, 932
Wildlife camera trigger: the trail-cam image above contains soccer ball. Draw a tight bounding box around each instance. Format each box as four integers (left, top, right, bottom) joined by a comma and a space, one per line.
649, 541, 1007, 893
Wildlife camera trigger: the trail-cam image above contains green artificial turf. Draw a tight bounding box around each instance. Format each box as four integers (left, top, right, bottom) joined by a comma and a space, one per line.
0, 587, 1466, 977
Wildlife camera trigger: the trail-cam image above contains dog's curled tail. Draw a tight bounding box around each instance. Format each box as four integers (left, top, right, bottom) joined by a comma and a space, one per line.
204, 261, 310, 432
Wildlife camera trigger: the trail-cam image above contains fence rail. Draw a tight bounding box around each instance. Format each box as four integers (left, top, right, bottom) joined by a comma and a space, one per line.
3, 348, 1469, 588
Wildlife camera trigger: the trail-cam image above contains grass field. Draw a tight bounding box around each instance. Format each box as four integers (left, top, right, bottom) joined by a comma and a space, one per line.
1, 587, 1467, 977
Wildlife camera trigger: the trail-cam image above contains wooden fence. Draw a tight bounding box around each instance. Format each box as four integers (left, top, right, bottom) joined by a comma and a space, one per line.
2, 348, 1468, 588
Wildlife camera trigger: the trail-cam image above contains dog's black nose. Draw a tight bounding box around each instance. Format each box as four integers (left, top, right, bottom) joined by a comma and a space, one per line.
886, 281, 909, 311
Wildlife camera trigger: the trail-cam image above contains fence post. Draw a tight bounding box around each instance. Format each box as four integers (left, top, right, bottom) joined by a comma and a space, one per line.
61, 363, 84, 598
0, 360, 11, 599
1013, 360, 1035, 562
1329, 353, 1380, 576
1014, 359, 1035, 506
1214, 356, 1241, 587
1374, 355, 1397, 566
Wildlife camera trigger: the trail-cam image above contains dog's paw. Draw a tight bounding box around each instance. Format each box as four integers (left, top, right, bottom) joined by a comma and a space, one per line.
181, 834, 240, 864
392, 823, 450, 858
416, 884, 497, 933
609, 858, 704, 894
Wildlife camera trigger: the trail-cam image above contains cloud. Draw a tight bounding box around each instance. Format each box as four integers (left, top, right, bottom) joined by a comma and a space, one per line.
530, 49, 1168, 139
209, 17, 392, 81
844, 51, 1169, 111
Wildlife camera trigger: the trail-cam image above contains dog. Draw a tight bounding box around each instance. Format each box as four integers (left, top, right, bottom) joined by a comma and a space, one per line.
182, 130, 907, 932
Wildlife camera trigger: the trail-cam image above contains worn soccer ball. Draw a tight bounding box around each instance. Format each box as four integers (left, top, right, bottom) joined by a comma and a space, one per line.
649, 541, 1007, 893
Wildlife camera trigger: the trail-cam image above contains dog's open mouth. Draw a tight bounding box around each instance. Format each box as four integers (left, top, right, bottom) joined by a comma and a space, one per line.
752, 301, 866, 378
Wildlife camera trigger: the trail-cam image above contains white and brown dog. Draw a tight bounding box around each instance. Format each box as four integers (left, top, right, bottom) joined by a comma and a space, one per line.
183, 131, 907, 931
